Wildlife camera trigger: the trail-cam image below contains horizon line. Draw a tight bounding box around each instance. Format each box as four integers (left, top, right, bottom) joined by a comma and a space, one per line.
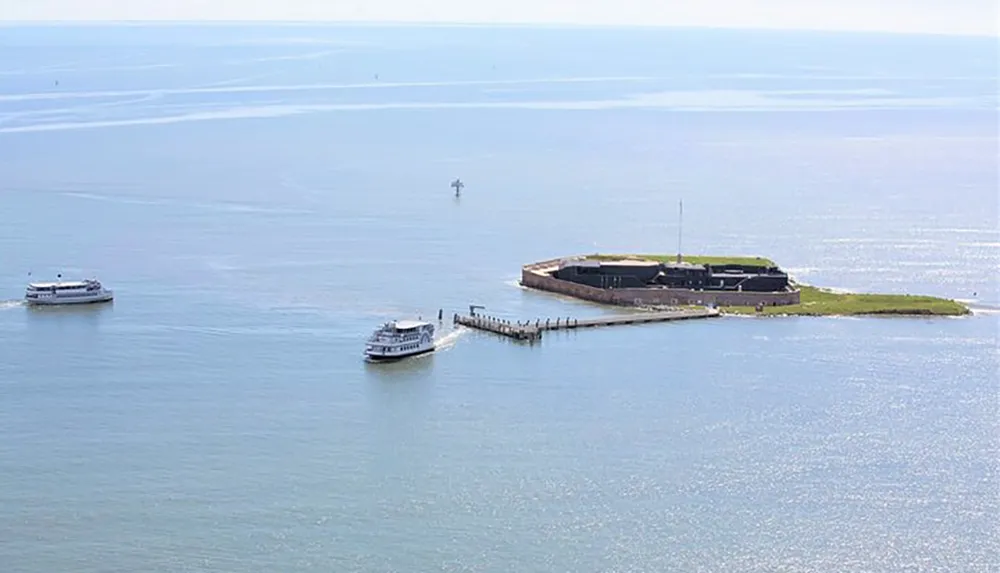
0, 20, 995, 39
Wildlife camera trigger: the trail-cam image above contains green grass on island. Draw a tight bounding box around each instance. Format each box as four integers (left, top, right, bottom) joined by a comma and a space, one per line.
590, 253, 777, 267
585, 253, 970, 316
727, 285, 969, 316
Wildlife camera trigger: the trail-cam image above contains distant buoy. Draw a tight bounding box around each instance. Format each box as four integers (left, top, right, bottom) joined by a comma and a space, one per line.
451, 178, 464, 196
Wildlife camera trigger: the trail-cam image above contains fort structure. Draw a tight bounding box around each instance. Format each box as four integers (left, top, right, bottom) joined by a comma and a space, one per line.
520, 255, 801, 308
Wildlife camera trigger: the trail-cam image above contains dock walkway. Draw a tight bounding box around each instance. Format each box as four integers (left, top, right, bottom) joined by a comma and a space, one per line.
454, 314, 542, 341
454, 308, 720, 341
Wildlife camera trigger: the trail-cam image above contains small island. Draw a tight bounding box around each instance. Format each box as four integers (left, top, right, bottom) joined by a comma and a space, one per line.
520, 254, 970, 317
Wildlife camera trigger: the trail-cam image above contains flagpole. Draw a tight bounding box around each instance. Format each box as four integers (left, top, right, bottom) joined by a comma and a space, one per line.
677, 199, 683, 263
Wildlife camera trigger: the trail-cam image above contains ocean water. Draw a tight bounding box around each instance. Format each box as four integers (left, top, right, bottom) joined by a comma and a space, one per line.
0, 24, 997, 572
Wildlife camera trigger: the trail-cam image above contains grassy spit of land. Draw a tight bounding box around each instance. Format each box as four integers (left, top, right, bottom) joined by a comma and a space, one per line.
586, 254, 970, 316
727, 285, 969, 316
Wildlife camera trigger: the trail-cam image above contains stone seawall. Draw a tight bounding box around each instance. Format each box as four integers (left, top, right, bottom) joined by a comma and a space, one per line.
520, 257, 800, 307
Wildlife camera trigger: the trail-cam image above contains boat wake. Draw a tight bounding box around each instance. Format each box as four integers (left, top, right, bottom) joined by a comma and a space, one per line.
434, 326, 467, 352
0, 299, 24, 311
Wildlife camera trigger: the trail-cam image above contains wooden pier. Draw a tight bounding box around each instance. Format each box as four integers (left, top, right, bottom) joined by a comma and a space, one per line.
453, 308, 720, 341
454, 314, 543, 341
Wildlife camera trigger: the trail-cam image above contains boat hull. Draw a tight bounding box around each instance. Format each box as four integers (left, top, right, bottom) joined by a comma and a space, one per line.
364, 346, 435, 362
25, 291, 114, 306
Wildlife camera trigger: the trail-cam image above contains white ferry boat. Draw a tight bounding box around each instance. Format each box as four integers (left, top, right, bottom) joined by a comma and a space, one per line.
364, 319, 435, 361
25, 278, 114, 306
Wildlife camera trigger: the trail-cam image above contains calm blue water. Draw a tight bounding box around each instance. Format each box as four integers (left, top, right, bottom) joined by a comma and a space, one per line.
0, 24, 997, 572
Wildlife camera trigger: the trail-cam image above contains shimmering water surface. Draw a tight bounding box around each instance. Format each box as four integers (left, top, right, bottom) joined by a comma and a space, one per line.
0, 24, 997, 572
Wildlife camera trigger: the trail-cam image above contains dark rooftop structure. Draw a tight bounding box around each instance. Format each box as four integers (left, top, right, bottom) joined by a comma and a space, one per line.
553, 258, 791, 293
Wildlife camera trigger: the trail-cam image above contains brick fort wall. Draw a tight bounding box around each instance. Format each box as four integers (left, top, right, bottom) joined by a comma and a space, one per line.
520, 257, 800, 307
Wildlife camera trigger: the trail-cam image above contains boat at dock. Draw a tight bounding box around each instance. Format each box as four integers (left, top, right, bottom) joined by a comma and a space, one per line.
364, 319, 435, 361
25, 278, 114, 306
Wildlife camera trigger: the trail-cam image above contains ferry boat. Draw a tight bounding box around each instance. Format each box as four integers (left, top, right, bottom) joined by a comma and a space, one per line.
25, 278, 114, 306
364, 319, 435, 361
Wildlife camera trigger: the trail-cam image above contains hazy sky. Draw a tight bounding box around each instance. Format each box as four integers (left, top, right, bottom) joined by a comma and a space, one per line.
2, 0, 997, 36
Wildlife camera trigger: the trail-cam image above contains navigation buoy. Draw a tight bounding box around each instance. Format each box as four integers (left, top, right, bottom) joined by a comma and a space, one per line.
451, 178, 464, 196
